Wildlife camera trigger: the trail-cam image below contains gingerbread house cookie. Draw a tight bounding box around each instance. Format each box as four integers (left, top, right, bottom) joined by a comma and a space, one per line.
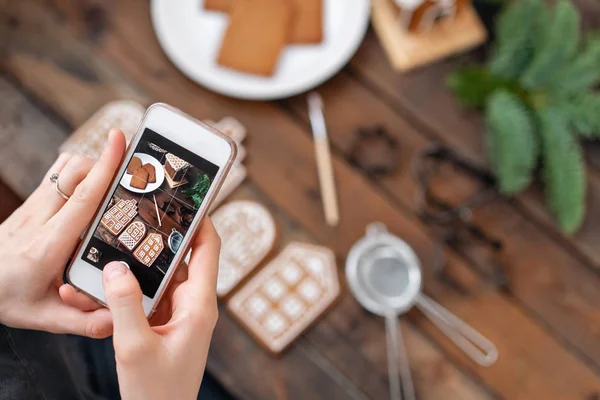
118, 221, 147, 251
212, 201, 277, 297
164, 153, 189, 182
134, 232, 164, 267
227, 242, 340, 354
101, 199, 138, 236
205, 118, 248, 210
60, 100, 145, 159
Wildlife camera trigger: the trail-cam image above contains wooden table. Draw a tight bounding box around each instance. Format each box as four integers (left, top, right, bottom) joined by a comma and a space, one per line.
2, 1, 600, 399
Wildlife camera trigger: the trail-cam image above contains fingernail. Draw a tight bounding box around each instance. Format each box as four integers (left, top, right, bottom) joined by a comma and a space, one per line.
104, 262, 128, 281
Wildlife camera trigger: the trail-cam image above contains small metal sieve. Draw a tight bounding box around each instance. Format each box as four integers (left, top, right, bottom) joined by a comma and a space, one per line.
346, 223, 498, 400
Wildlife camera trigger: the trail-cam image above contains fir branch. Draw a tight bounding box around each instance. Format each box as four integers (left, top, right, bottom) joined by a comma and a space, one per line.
551, 37, 600, 96
489, 0, 543, 79
448, 66, 506, 108
485, 90, 538, 194
521, 0, 580, 89
567, 92, 600, 137
538, 109, 586, 234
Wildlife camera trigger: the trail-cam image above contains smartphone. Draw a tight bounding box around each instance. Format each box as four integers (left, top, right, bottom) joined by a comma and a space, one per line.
67, 103, 237, 317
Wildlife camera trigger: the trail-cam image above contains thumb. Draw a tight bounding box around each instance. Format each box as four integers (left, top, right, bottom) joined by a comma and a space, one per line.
102, 262, 152, 344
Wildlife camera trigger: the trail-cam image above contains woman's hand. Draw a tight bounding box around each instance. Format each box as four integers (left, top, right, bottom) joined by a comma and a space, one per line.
101, 219, 220, 400
0, 129, 126, 338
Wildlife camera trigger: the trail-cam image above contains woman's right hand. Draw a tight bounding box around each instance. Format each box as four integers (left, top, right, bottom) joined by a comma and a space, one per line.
101, 218, 220, 400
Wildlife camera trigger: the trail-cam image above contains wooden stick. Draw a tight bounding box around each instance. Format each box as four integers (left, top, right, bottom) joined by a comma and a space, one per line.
153, 194, 162, 227
308, 92, 339, 227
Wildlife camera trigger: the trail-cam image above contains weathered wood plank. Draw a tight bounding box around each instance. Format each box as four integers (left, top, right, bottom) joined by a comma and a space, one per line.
4, 0, 600, 398
0, 76, 67, 197
348, 31, 600, 272
282, 69, 600, 371
0, 2, 498, 399
212, 184, 495, 400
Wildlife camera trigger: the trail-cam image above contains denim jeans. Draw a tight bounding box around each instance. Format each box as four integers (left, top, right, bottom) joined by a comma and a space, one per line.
0, 324, 118, 399
0, 325, 232, 400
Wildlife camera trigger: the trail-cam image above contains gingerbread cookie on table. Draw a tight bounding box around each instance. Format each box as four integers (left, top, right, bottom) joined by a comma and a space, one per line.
227, 242, 340, 354
101, 199, 138, 236
130, 168, 149, 190
127, 156, 143, 174
164, 153, 190, 188
212, 201, 277, 297
217, 0, 292, 76
143, 164, 157, 183
204, 0, 231, 11
289, 0, 323, 44
204, 118, 248, 210
118, 221, 147, 251
134, 232, 164, 267
60, 100, 144, 159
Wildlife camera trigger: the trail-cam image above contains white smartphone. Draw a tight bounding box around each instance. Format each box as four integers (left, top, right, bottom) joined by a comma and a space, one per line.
67, 103, 237, 317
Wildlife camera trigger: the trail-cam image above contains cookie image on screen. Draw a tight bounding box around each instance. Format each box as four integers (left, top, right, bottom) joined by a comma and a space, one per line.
134, 233, 164, 267
165, 153, 189, 179
84, 128, 220, 298
118, 221, 147, 251
101, 199, 138, 235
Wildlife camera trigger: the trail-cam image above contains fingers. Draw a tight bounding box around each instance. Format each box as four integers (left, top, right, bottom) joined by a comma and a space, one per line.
59, 284, 104, 312
102, 262, 154, 348
186, 218, 221, 296
2, 153, 72, 233
47, 129, 126, 246
39, 302, 113, 339
38, 156, 96, 223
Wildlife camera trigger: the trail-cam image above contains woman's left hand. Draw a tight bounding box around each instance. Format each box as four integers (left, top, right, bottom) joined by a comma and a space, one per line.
0, 129, 126, 338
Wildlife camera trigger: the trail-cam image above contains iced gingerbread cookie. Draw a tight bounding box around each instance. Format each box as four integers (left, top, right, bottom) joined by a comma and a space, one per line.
211, 165, 247, 213
134, 232, 164, 267
212, 201, 277, 297
227, 242, 340, 354
101, 199, 138, 236
204, 118, 248, 210
60, 101, 145, 158
118, 221, 147, 251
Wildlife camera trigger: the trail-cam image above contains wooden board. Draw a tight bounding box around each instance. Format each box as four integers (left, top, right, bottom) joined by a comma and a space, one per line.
0, 77, 67, 197
2, 0, 600, 399
349, 31, 600, 271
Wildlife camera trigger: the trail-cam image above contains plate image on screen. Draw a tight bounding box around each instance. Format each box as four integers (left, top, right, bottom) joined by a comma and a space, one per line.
81, 128, 220, 298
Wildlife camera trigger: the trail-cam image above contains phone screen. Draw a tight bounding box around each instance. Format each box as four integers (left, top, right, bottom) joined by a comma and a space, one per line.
81, 128, 220, 298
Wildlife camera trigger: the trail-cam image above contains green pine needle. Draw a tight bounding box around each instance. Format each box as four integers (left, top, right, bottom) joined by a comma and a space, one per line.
538, 109, 586, 234
489, 0, 542, 79
567, 92, 600, 137
446, 0, 594, 234
182, 173, 211, 208
552, 37, 600, 96
448, 66, 503, 108
520, 0, 580, 89
485, 90, 538, 194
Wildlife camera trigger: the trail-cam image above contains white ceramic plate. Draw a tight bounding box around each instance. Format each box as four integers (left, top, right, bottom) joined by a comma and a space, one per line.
150, 0, 371, 100
120, 153, 165, 194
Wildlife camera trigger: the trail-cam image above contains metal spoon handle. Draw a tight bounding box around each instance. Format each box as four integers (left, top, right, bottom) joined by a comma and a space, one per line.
416, 294, 498, 366
385, 314, 416, 400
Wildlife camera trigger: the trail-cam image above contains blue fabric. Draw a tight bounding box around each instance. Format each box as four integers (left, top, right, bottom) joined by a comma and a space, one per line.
0, 325, 233, 400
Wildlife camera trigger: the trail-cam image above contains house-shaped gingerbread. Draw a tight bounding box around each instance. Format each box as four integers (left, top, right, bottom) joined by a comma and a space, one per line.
372, 0, 486, 71
397, 0, 467, 32
164, 153, 189, 182
134, 232, 164, 267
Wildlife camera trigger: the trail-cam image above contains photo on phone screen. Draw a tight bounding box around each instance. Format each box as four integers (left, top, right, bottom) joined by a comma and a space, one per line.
81, 128, 220, 298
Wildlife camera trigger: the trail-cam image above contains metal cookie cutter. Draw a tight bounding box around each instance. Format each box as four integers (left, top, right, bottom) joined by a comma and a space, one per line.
346, 223, 498, 400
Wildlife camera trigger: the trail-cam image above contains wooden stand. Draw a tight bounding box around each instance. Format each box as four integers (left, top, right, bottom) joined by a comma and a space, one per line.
371, 0, 487, 71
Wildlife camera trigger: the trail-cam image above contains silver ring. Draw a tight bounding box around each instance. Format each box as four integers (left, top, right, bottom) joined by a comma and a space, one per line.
49, 173, 71, 201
